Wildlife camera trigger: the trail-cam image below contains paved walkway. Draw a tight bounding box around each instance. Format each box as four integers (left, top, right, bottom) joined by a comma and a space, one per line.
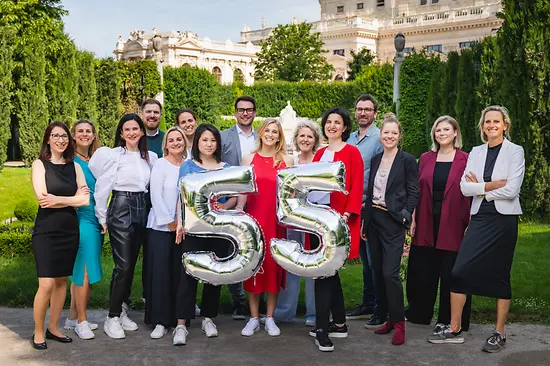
1, 307, 549, 365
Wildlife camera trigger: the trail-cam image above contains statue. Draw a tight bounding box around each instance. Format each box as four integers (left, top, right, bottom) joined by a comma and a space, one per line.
291, 16, 299, 25
152, 33, 163, 53
262, 17, 268, 29
129, 29, 144, 41
394, 32, 406, 53
279, 102, 299, 155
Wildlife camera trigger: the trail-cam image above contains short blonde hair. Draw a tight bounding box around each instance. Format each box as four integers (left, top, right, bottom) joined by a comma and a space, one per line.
162, 126, 187, 159
292, 120, 322, 153
478, 105, 512, 143
256, 118, 287, 167
430, 115, 463, 151
380, 112, 403, 143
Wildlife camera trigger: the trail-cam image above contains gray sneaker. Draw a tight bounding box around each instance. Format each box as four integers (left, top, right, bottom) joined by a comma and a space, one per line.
433, 323, 446, 334
482, 331, 506, 353
427, 325, 464, 344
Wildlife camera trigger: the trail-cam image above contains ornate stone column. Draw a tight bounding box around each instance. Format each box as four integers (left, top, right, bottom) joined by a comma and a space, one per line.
393, 32, 405, 117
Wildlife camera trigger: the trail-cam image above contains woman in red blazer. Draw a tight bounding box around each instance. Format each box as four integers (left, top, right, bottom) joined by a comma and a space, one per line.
406, 116, 472, 332
308, 107, 363, 352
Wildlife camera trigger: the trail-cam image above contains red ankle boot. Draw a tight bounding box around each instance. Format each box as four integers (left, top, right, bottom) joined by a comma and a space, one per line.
391, 321, 406, 345
374, 320, 393, 335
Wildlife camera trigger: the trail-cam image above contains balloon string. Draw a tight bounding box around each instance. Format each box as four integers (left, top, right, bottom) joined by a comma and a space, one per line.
254, 266, 265, 287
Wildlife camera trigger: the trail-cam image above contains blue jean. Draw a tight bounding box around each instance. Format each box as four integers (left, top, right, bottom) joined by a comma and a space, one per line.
273, 230, 315, 322
360, 237, 377, 309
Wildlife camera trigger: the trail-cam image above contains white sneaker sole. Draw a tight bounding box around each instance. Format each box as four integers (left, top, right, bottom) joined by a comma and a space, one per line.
75, 331, 95, 340
203, 330, 218, 338
427, 338, 464, 344
328, 332, 348, 338
150, 332, 167, 339
173, 339, 187, 346
67, 322, 98, 331
266, 329, 281, 337
104, 328, 125, 339
315, 340, 334, 352
121, 322, 138, 331
241, 326, 260, 337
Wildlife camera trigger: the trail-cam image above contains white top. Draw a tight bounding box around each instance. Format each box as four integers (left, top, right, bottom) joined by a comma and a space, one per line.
372, 168, 390, 207
308, 149, 334, 205
89, 147, 158, 224
147, 158, 180, 231
460, 138, 524, 215
237, 124, 256, 157
114, 151, 151, 192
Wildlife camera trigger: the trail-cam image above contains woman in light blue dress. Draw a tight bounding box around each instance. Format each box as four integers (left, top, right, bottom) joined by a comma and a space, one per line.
64, 120, 104, 340
273, 120, 320, 327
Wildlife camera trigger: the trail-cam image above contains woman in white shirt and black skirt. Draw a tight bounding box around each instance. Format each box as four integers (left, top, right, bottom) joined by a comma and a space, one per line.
89, 113, 158, 340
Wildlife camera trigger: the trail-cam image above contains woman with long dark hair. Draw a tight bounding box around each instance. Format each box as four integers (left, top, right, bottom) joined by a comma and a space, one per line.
63, 120, 104, 340
89, 113, 158, 340
176, 108, 198, 159
31, 122, 90, 350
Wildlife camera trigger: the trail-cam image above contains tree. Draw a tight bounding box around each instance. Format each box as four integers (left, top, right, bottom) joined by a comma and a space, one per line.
0, 27, 15, 167
347, 48, 375, 81
254, 22, 333, 82
75, 50, 98, 123
95, 58, 122, 147
454, 49, 479, 151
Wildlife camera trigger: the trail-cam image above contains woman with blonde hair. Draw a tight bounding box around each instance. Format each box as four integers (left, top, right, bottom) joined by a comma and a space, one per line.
428, 106, 525, 353
145, 126, 187, 340
63, 120, 103, 340
406, 116, 472, 333
274, 120, 322, 327
238, 118, 294, 338
362, 113, 419, 346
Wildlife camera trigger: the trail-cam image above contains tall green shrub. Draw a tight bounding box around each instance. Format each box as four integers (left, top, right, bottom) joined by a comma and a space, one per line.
399, 52, 441, 156
0, 27, 14, 168
75, 50, 98, 123
95, 58, 121, 147
15, 37, 49, 164
118, 60, 161, 114
454, 49, 479, 151
46, 37, 78, 124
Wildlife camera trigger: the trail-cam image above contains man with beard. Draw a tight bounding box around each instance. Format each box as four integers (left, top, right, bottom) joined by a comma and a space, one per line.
142, 99, 165, 157
220, 96, 257, 320
346, 94, 383, 327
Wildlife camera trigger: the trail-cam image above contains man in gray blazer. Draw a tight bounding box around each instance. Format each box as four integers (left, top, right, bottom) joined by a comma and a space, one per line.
220, 96, 258, 320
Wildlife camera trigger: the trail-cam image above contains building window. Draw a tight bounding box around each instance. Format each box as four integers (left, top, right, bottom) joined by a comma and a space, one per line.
357, 3, 364, 10
212, 66, 222, 83
333, 49, 345, 57
233, 68, 245, 83
459, 41, 475, 48
337, 5, 344, 13
426, 44, 443, 53
334, 74, 344, 81
377, 0, 384, 6
403, 47, 413, 54
420, 0, 438, 4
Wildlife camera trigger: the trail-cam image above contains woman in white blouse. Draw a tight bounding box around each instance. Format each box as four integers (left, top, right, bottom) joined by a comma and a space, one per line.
144, 127, 187, 339
89, 113, 158, 340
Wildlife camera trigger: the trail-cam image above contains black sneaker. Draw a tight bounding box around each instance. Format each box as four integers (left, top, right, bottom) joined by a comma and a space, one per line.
427, 325, 464, 344
327, 322, 348, 338
364, 314, 387, 330
482, 331, 506, 353
314, 329, 334, 352
346, 304, 374, 320
232, 305, 246, 320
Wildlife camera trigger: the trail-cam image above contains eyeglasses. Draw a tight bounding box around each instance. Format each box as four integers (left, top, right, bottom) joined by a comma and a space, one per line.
236, 108, 256, 114
51, 133, 69, 141
356, 108, 375, 114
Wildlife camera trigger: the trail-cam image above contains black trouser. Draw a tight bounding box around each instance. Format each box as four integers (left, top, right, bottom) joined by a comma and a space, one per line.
144, 229, 181, 327
227, 235, 246, 308
368, 207, 405, 323
107, 191, 147, 318
405, 245, 472, 330
312, 234, 346, 331
176, 236, 223, 320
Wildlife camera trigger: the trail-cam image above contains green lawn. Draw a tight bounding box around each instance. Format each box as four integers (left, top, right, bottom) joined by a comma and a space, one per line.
0, 167, 34, 220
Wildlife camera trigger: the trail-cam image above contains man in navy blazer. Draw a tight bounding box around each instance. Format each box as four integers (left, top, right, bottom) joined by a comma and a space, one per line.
220, 96, 258, 320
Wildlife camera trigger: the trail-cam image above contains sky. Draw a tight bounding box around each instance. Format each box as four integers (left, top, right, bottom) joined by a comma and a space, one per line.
61, 0, 321, 57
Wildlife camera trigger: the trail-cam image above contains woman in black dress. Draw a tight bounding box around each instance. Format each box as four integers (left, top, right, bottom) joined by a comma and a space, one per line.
427, 106, 525, 353
31, 122, 90, 350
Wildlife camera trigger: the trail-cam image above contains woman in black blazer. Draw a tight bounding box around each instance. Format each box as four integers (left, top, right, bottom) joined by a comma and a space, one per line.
361, 113, 419, 345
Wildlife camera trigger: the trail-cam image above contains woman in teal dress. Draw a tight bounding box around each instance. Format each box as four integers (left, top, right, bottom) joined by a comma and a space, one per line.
64, 120, 104, 340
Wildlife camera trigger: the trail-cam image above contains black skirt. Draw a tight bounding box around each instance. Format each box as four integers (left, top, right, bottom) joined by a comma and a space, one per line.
451, 202, 518, 299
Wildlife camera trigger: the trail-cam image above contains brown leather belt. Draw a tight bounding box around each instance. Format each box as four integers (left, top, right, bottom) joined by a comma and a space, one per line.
372, 204, 388, 212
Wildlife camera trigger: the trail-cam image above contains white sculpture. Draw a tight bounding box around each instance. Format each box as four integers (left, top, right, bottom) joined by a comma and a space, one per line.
279, 101, 299, 155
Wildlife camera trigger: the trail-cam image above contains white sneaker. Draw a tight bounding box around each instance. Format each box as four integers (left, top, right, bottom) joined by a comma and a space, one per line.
195, 304, 201, 316
104, 317, 125, 339
173, 325, 188, 346
265, 317, 281, 337
150, 324, 167, 339
120, 307, 138, 331
75, 321, 95, 340
202, 318, 218, 338
241, 318, 260, 337
64, 317, 98, 331
305, 318, 316, 327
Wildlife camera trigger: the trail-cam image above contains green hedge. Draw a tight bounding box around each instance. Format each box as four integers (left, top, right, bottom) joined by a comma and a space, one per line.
0, 27, 14, 168
0, 222, 33, 257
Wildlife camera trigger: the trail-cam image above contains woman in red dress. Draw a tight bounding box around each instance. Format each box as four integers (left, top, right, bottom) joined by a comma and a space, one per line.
237, 118, 294, 338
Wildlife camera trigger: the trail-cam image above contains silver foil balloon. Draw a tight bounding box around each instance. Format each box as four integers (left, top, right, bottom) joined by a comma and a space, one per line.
270, 162, 350, 279
179, 166, 264, 285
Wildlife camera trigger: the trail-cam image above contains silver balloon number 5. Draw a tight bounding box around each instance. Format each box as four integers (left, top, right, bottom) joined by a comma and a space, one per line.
179, 166, 264, 285
271, 162, 350, 279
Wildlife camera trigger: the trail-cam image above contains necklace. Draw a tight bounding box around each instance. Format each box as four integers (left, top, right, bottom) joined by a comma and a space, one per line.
76, 150, 89, 161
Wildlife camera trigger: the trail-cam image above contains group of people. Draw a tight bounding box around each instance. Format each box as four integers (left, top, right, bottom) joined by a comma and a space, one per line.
30, 93, 525, 354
